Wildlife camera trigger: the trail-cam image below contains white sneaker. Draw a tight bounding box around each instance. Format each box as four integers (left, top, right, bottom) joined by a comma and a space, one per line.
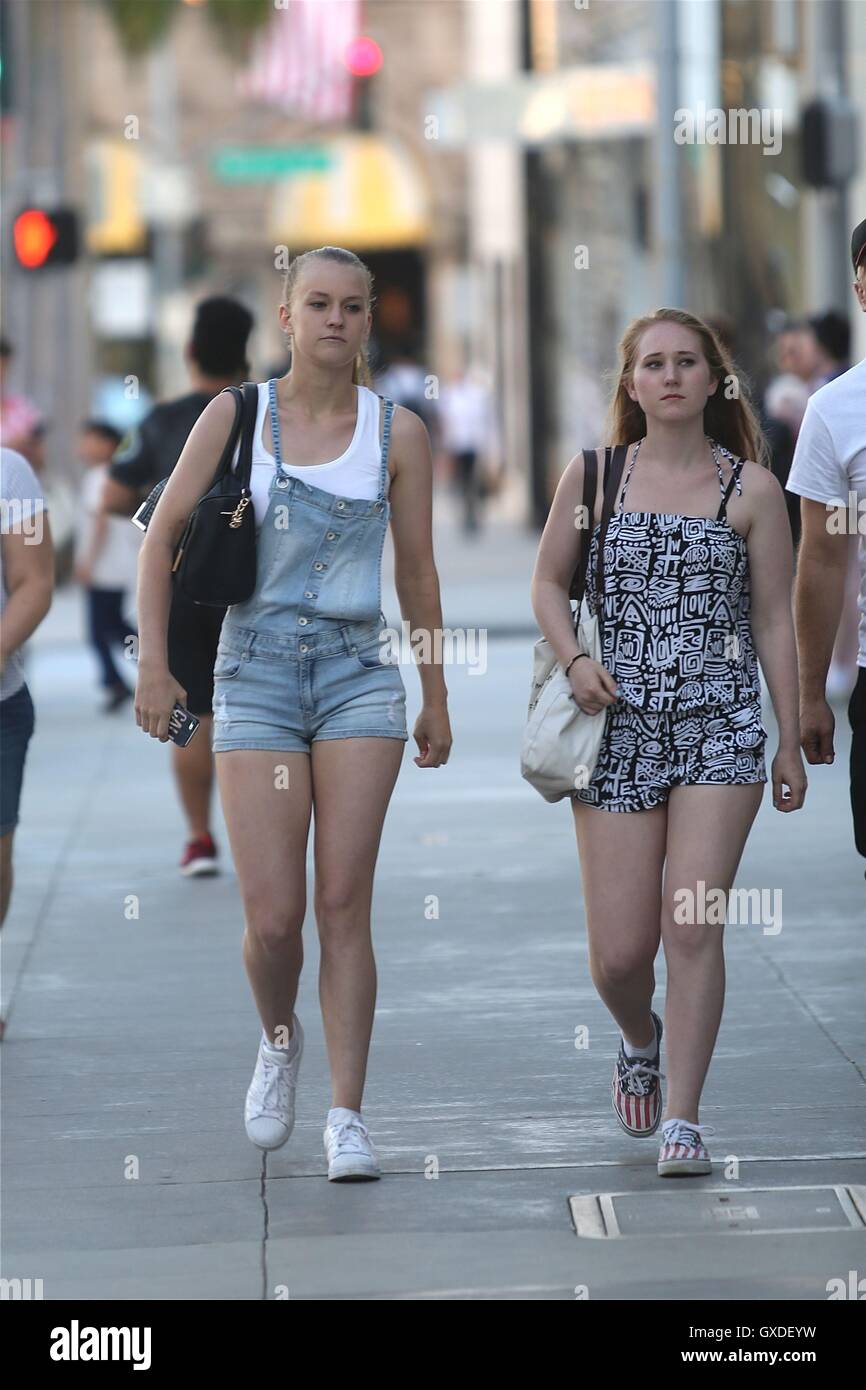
244, 1016, 304, 1151
323, 1107, 381, 1181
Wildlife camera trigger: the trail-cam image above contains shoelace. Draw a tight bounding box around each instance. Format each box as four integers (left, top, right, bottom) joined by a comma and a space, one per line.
661, 1119, 716, 1149
327, 1116, 371, 1154
256, 1052, 295, 1120
618, 1057, 666, 1096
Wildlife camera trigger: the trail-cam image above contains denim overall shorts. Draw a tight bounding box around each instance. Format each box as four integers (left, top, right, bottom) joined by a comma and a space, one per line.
211, 380, 409, 753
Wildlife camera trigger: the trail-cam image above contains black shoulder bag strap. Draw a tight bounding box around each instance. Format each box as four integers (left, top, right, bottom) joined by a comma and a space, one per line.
212, 381, 257, 491
568, 448, 598, 604
570, 443, 628, 642
235, 382, 258, 493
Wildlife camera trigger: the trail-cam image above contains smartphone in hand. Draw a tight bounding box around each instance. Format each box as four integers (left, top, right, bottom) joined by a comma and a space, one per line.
168, 702, 200, 746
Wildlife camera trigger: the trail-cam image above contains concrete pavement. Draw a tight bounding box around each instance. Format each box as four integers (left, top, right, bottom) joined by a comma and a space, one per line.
2, 506, 865, 1300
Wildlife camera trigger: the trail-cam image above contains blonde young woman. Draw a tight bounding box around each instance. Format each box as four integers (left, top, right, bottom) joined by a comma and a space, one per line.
136, 247, 451, 1179
531, 309, 807, 1176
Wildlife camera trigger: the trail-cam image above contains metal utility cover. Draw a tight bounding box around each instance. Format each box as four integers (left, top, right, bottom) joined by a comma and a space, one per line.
569, 1185, 866, 1238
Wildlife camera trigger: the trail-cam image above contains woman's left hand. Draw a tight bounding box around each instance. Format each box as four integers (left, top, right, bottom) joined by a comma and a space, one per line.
413, 703, 452, 768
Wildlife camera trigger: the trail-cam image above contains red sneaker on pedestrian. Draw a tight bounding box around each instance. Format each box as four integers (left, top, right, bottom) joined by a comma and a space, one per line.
180, 832, 218, 876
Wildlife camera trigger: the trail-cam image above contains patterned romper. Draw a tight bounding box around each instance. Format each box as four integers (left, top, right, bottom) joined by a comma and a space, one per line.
572, 439, 768, 813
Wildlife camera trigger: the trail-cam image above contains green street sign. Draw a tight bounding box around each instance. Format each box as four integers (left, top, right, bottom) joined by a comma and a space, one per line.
212, 147, 333, 182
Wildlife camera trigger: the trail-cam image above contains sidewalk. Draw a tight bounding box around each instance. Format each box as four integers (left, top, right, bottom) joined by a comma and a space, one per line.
3, 511, 865, 1300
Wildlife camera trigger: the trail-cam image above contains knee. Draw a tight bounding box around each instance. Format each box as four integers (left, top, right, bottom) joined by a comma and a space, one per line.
314, 885, 371, 951
661, 899, 724, 961
244, 897, 305, 953
590, 945, 655, 992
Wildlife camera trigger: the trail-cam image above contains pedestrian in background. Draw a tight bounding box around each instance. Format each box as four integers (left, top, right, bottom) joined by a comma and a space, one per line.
531, 308, 805, 1179
787, 217, 866, 871
0, 447, 54, 1042
102, 296, 255, 876
73, 419, 141, 712
438, 362, 497, 534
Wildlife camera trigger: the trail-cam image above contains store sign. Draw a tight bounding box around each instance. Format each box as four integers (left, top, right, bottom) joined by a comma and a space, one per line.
212, 146, 333, 182
427, 64, 655, 147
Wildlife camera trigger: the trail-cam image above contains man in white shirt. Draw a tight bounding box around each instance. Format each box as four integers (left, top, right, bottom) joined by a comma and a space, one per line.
786, 217, 866, 867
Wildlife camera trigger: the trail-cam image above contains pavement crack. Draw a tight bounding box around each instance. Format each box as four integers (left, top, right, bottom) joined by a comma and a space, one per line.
745, 936, 866, 1086
260, 1153, 269, 1300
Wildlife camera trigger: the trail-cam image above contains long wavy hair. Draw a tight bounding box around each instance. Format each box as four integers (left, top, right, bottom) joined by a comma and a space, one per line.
604, 308, 769, 467
281, 246, 375, 387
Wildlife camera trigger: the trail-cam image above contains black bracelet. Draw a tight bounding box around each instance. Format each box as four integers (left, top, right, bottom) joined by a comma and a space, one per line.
564, 653, 586, 678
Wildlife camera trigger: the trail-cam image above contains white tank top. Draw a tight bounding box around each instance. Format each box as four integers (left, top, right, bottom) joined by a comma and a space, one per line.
231, 382, 388, 529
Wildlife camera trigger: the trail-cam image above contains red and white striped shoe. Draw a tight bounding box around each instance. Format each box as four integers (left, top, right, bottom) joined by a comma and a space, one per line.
657, 1118, 715, 1176
611, 1010, 665, 1137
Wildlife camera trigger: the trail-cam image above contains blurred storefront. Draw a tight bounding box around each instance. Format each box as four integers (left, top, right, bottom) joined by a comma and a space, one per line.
427, 0, 863, 525
2, 0, 863, 529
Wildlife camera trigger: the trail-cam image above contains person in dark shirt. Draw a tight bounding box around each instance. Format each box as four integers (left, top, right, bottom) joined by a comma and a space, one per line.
102, 296, 254, 876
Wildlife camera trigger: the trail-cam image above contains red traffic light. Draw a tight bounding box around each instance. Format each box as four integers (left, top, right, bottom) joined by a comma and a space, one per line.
13, 207, 78, 269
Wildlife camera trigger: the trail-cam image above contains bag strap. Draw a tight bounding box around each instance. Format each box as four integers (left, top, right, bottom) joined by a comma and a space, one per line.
569, 448, 598, 602
237, 382, 259, 490
595, 443, 628, 612
210, 385, 244, 483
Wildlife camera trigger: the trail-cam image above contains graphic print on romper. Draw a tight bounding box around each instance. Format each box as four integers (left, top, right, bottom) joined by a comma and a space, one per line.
573, 440, 767, 810
586, 439, 762, 713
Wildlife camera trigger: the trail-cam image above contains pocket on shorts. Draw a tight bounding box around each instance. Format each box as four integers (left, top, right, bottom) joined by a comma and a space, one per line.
213, 647, 245, 681
351, 636, 392, 670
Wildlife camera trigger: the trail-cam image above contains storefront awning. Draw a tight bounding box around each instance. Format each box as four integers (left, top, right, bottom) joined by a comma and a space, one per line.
267, 133, 430, 250
85, 139, 149, 256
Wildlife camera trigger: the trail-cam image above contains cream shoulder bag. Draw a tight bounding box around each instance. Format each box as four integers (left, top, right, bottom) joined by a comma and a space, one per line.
520, 445, 627, 803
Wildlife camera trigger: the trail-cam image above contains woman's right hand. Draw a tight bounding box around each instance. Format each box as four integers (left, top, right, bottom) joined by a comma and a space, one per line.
568, 656, 619, 716
135, 664, 188, 742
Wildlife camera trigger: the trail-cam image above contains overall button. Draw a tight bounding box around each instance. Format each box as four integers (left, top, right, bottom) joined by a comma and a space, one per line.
299, 644, 308, 652
326, 531, 336, 540
304, 591, 313, 598
314, 562, 325, 570
374, 502, 383, 512
298, 616, 308, 625
276, 477, 289, 489
336, 500, 345, 509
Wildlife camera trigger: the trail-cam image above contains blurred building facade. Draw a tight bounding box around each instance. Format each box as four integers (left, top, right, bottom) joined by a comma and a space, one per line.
1, 0, 864, 530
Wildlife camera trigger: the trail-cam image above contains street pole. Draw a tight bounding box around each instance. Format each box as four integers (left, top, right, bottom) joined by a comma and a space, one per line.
655, 0, 685, 307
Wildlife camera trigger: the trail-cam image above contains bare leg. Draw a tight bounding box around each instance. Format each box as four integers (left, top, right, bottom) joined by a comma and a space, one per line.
572, 799, 668, 1047
172, 714, 216, 840
0, 831, 13, 927
214, 749, 313, 1043
661, 782, 765, 1123
310, 737, 404, 1111
0, 832, 14, 1039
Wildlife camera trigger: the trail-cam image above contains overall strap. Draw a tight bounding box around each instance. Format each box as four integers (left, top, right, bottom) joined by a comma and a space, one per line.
267, 378, 284, 473
377, 396, 395, 503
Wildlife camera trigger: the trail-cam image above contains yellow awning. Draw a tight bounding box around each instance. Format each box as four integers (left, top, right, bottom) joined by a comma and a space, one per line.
268, 133, 430, 250
85, 139, 148, 256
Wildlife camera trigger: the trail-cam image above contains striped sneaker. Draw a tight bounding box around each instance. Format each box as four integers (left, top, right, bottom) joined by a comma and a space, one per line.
657, 1118, 715, 1176
611, 1010, 664, 1136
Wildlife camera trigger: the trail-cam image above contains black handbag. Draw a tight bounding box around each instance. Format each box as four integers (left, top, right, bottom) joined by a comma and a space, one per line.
133, 382, 259, 608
